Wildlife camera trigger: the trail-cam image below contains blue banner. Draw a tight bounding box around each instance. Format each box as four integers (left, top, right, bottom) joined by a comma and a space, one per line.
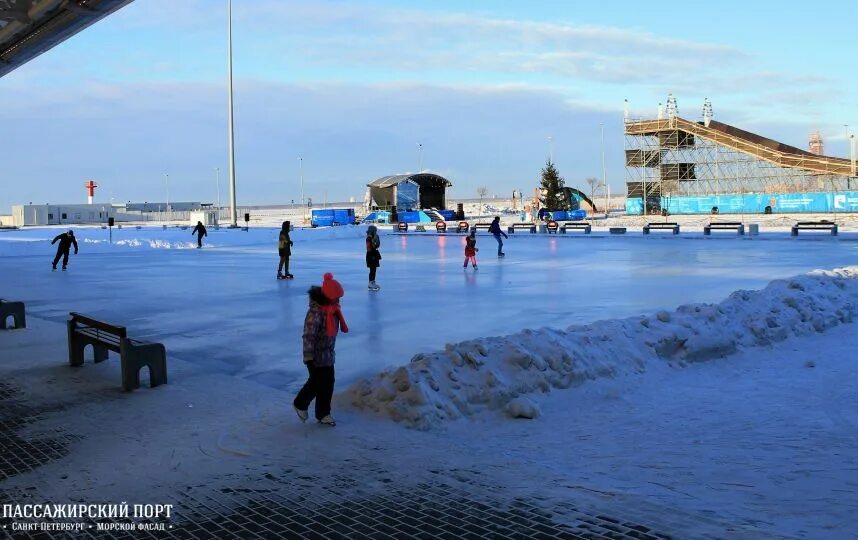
626, 191, 858, 215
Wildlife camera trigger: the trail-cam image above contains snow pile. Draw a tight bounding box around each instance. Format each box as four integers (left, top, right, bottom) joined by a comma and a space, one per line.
346, 267, 858, 429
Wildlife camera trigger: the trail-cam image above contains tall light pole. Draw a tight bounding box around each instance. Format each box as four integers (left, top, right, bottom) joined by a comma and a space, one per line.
299, 157, 305, 223
600, 122, 607, 215
164, 173, 170, 222
849, 135, 856, 184
215, 167, 221, 209
227, 0, 238, 227
417, 143, 423, 172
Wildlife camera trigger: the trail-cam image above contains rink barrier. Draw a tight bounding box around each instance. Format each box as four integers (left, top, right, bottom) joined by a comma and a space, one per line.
559, 221, 592, 234
704, 222, 745, 236
791, 221, 838, 237
0, 299, 26, 329
507, 223, 537, 234
67, 312, 168, 392
643, 222, 680, 235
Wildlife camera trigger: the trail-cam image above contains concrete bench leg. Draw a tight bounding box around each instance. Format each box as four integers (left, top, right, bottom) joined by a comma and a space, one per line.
832, 225, 838, 236
67, 321, 85, 367
703, 228, 711, 236
585, 226, 591, 234
120, 339, 167, 391
1, 302, 26, 330
791, 228, 798, 236
643, 228, 650, 235
93, 345, 109, 363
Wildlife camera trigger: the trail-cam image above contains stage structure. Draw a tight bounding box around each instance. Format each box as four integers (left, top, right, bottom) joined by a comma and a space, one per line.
625, 96, 858, 214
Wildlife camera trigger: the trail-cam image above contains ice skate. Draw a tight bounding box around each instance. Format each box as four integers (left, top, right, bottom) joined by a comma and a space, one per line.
294, 406, 308, 423
368, 281, 380, 291
318, 415, 336, 426
277, 272, 285, 280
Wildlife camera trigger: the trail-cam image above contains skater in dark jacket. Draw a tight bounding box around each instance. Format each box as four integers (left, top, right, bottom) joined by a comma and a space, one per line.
191, 221, 207, 248
464, 229, 478, 270
294, 273, 349, 426
51, 230, 78, 270
366, 225, 381, 291
277, 221, 294, 279
488, 216, 507, 257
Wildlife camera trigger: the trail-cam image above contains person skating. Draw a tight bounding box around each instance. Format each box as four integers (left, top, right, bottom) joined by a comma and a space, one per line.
464, 229, 478, 270
366, 225, 381, 290
488, 216, 508, 257
277, 221, 294, 279
51, 230, 78, 270
191, 221, 207, 248
294, 273, 349, 426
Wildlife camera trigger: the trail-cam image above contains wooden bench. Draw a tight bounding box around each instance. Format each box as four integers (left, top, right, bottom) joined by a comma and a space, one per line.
67, 312, 167, 392
643, 222, 680, 235
0, 299, 25, 330
791, 221, 838, 236
507, 223, 536, 234
559, 221, 592, 234
456, 221, 470, 233
704, 222, 745, 236
473, 224, 492, 233
546, 220, 559, 234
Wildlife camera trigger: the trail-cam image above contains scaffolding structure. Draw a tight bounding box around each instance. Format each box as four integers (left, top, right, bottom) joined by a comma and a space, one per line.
624, 103, 857, 214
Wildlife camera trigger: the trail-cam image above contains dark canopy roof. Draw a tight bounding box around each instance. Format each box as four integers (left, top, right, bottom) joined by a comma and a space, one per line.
367, 173, 452, 189
1, 0, 134, 78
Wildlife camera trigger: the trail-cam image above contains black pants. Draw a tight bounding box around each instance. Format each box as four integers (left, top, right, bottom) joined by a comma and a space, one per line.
369, 267, 377, 281
279, 255, 290, 274
294, 363, 335, 419
52, 249, 69, 268
196, 234, 204, 248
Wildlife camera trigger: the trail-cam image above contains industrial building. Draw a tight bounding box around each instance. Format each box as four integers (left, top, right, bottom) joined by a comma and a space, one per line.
625, 96, 858, 214
9, 202, 205, 227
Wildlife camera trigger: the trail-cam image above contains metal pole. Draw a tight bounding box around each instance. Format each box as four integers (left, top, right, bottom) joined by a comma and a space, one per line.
417, 143, 423, 172
848, 129, 854, 191
600, 123, 607, 216
227, 0, 238, 227
299, 157, 305, 223
216, 167, 221, 210
164, 173, 170, 222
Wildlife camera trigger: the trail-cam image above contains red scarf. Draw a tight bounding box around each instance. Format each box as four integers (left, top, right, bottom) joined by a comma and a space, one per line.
321, 304, 349, 337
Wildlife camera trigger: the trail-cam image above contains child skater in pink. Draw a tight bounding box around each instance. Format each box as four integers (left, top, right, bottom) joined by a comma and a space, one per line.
464, 229, 478, 270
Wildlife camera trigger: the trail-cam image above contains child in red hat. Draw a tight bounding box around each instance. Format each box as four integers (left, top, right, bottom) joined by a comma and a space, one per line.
294, 273, 349, 426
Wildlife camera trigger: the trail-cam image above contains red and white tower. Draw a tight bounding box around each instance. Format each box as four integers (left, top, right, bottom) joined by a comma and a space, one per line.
85, 180, 98, 204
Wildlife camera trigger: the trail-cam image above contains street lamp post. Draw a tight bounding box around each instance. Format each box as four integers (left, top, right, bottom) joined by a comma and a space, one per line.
227, 0, 238, 227
215, 167, 221, 210
417, 143, 423, 172
164, 173, 170, 222
299, 157, 305, 223
600, 123, 607, 216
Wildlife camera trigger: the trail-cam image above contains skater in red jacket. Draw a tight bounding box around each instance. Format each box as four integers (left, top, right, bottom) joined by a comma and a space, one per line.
464, 229, 478, 270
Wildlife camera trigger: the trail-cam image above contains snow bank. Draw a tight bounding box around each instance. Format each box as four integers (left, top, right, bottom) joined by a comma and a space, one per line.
346, 267, 858, 429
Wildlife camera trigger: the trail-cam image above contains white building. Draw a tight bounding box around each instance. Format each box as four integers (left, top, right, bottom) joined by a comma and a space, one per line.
12, 204, 118, 227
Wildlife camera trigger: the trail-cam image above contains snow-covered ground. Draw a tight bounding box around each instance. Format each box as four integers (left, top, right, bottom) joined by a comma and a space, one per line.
2, 225, 858, 538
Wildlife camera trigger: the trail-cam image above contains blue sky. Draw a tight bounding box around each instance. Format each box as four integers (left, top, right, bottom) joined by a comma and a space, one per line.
1, 0, 855, 211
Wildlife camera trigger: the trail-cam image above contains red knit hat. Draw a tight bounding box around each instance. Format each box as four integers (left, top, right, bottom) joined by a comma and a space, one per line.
321, 272, 344, 300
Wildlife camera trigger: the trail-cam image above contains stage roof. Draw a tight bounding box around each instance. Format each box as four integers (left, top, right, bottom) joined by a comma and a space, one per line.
1, 0, 134, 79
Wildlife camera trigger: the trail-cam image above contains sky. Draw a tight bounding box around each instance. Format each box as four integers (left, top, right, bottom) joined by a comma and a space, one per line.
1, 0, 856, 211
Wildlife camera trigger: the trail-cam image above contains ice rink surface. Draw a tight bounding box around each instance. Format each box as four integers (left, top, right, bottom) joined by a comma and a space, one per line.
3, 226, 857, 388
